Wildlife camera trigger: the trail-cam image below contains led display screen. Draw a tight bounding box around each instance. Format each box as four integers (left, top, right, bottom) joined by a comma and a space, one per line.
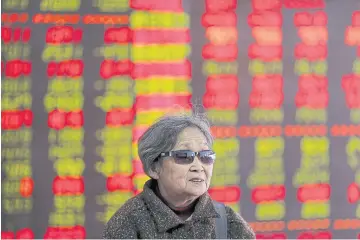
1, 0, 360, 238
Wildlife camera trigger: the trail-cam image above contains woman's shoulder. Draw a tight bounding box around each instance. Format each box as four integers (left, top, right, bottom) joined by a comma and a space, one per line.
109, 193, 146, 220
224, 205, 256, 239
223, 205, 246, 222
104, 194, 147, 226
102, 193, 147, 239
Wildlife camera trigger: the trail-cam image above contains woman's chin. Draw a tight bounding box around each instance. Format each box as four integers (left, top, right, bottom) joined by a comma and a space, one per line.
185, 184, 207, 196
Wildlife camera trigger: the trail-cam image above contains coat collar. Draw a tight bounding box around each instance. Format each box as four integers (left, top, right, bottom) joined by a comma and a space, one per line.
140, 179, 220, 233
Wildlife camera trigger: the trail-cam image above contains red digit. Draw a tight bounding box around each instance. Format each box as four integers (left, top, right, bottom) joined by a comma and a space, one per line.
73, 29, 83, 43
313, 11, 327, 26
352, 11, 360, 27
5, 60, 23, 77
252, 0, 281, 11
22, 109, 33, 127
16, 228, 34, 239
13, 28, 22, 42
100, 60, 115, 79
1, 232, 15, 239
22, 61, 32, 75
1, 111, 22, 130
294, 12, 312, 27
47, 62, 58, 77
22, 28, 31, 42
2, 27, 12, 43
48, 109, 66, 130
66, 111, 84, 128
284, 0, 325, 9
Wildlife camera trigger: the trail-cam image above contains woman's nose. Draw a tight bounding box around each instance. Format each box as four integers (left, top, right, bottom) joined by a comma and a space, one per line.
190, 156, 204, 172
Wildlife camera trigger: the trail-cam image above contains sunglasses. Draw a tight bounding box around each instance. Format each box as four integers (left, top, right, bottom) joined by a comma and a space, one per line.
159, 150, 216, 165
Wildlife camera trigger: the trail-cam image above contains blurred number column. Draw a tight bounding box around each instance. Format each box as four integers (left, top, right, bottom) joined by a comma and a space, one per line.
330, 8, 360, 237
39, 1, 86, 238
201, 0, 241, 212
343, 10, 360, 222
130, 0, 192, 194
1, 3, 34, 239
93, 1, 135, 225
288, 0, 332, 238
247, 0, 286, 238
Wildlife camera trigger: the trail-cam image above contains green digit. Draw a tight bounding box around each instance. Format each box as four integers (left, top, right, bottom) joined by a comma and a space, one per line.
301, 202, 329, 219
44, 93, 56, 112
350, 109, 360, 123
249, 60, 265, 76
23, 44, 31, 58
268, 61, 282, 74
353, 58, 360, 75
313, 61, 328, 76
295, 59, 310, 75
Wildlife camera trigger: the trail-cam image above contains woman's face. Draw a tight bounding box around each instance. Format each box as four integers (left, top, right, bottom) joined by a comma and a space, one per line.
156, 127, 214, 199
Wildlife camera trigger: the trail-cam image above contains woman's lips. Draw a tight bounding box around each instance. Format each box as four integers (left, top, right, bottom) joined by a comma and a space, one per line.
189, 178, 204, 182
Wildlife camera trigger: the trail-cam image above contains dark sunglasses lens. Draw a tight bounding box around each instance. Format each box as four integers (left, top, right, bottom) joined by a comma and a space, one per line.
199, 151, 215, 164
174, 151, 194, 164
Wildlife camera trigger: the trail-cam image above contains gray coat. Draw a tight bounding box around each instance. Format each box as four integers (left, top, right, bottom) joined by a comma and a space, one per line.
102, 180, 255, 239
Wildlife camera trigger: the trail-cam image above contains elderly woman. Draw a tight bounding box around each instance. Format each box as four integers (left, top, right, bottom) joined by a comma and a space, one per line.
102, 113, 255, 239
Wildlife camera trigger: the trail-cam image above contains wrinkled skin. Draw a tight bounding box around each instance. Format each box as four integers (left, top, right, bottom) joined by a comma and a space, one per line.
150, 127, 213, 210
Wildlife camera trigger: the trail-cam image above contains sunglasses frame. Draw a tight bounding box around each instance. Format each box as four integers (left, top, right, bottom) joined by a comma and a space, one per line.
159, 150, 216, 164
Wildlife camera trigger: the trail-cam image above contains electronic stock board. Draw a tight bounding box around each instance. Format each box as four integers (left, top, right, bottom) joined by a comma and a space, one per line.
1, 0, 360, 238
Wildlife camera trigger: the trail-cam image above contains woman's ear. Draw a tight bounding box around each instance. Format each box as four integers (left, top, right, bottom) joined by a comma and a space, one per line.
148, 160, 161, 179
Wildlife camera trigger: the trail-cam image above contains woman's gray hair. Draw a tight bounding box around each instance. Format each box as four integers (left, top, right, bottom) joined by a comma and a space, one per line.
138, 110, 213, 177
